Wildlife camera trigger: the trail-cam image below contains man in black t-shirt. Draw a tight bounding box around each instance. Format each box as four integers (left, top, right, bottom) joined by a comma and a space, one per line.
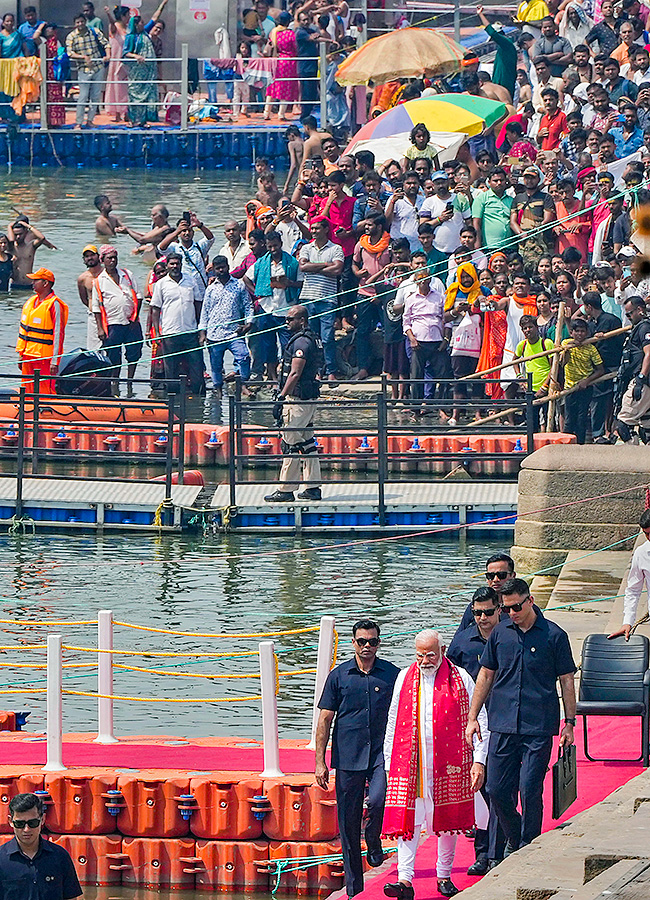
583, 292, 624, 443
615, 296, 650, 442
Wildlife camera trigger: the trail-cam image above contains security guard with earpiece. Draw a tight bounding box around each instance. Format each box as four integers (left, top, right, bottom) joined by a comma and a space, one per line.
264, 304, 324, 502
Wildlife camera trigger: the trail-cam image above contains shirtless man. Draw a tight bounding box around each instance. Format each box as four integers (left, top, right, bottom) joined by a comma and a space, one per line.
116, 203, 173, 254
94, 194, 123, 236
77, 244, 103, 350
302, 115, 332, 163
478, 71, 513, 105
8, 217, 56, 290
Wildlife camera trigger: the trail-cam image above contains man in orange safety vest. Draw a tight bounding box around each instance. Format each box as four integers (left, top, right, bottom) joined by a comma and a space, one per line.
15, 267, 68, 395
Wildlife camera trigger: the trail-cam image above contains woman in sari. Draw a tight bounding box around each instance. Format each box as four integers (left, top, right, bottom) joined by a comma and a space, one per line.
123, 15, 158, 127
105, 6, 130, 123
263, 11, 299, 120
0, 14, 25, 57
44, 24, 65, 127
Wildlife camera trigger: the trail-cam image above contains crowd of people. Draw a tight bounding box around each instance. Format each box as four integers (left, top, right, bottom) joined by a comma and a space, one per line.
316, 552, 578, 898
9, 0, 650, 446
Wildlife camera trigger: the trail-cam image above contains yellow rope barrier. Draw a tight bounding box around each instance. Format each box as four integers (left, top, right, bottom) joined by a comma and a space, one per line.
331, 629, 338, 669
114, 663, 260, 679
0, 644, 46, 650
113, 621, 320, 639
0, 619, 97, 626
0, 688, 46, 694
62, 645, 260, 658
62, 689, 261, 703
278, 668, 318, 676
0, 662, 96, 669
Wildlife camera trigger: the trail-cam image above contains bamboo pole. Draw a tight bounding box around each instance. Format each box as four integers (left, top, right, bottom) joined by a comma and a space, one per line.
545, 300, 566, 433
460, 323, 631, 381
471, 371, 617, 429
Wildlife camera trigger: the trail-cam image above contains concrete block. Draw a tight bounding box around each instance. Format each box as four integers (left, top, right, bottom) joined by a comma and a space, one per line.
514, 520, 636, 550
516, 885, 562, 900
521, 444, 650, 474
510, 545, 569, 575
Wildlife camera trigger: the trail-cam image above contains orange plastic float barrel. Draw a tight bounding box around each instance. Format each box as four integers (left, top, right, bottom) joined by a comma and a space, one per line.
189, 775, 263, 840
0, 773, 44, 833
116, 773, 190, 837
192, 839, 270, 892
45, 773, 117, 835
262, 777, 338, 841
121, 836, 196, 889
51, 834, 123, 885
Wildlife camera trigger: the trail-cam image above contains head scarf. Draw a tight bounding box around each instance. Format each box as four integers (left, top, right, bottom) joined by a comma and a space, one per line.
445, 261, 481, 311
123, 14, 144, 55
99, 244, 116, 259
559, 2, 593, 45
255, 205, 274, 222
488, 251, 507, 272
576, 166, 597, 187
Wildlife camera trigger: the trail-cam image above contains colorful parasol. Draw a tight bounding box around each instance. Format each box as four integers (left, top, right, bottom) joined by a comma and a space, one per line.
348, 95, 508, 151
335, 28, 466, 86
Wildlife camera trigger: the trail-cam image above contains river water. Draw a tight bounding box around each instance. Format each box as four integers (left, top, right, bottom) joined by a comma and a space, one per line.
0, 168, 500, 900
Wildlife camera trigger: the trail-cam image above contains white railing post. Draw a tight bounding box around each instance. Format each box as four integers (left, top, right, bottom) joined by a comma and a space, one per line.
39, 43, 47, 131
42, 635, 66, 771
95, 610, 117, 744
180, 43, 189, 133
319, 42, 328, 131
259, 640, 283, 777
308, 615, 335, 749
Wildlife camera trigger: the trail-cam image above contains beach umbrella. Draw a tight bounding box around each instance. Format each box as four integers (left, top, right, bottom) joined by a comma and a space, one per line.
347, 96, 508, 156
345, 131, 467, 166
335, 28, 466, 86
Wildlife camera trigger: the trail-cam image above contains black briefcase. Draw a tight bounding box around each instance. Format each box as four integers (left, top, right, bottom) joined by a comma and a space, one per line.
552, 744, 577, 819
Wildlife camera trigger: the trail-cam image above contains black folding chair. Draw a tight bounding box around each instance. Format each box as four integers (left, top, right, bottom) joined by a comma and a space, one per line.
576, 633, 650, 768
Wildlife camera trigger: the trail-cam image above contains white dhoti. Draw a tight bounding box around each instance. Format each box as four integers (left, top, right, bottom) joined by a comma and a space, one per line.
396, 796, 457, 881
86, 308, 102, 351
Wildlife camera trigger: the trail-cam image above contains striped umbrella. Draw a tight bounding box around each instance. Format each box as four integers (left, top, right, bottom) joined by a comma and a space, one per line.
335, 28, 466, 86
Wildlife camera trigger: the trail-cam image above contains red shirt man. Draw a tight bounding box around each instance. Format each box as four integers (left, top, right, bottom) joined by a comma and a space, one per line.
539, 88, 567, 151
311, 170, 356, 257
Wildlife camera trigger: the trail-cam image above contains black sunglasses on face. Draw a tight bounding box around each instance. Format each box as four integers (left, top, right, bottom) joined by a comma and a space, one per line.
473, 607, 498, 617
11, 818, 41, 829
355, 637, 379, 647
486, 571, 510, 581
504, 600, 529, 613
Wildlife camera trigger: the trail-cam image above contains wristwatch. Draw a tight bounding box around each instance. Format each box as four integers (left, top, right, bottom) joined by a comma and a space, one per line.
564, 717, 576, 726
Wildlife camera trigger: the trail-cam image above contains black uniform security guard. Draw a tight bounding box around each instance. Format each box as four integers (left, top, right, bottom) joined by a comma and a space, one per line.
316, 619, 400, 898
614, 295, 650, 442
0, 792, 82, 900
264, 304, 324, 503
447, 587, 507, 874
467, 579, 577, 852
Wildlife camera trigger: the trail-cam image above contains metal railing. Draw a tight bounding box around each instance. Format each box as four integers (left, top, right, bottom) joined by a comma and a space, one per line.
227, 374, 536, 519
32, 42, 328, 132
0, 371, 187, 523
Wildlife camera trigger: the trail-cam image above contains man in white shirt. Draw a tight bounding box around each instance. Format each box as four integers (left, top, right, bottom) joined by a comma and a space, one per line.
402, 251, 452, 415
217, 221, 250, 271
150, 252, 205, 396
419, 172, 471, 256
91, 245, 142, 397
609, 509, 650, 640
159, 212, 215, 300
386, 172, 423, 251
383, 630, 488, 900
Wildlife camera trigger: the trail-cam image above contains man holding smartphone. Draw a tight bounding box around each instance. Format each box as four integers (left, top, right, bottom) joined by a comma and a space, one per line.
419, 171, 471, 257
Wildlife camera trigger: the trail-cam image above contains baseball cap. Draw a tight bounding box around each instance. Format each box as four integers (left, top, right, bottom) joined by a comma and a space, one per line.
431, 170, 448, 180
82, 244, 99, 254
26, 267, 55, 283
617, 246, 638, 259
523, 166, 540, 177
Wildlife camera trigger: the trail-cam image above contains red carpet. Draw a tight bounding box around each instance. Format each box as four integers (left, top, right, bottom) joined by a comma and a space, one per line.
0, 733, 316, 773
357, 716, 644, 900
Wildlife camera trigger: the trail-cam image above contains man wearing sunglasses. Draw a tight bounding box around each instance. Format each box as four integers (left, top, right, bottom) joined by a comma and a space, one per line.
447, 586, 507, 875
0, 792, 82, 899
457, 553, 516, 631
316, 620, 400, 899
466, 578, 577, 854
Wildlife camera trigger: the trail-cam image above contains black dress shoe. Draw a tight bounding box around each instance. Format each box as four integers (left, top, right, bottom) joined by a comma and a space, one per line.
467, 856, 489, 876
383, 882, 414, 900
297, 487, 322, 500
437, 879, 460, 897
488, 858, 502, 870
263, 490, 295, 503
366, 843, 384, 867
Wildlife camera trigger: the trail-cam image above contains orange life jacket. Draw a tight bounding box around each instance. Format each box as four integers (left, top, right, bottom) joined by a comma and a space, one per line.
94, 269, 139, 334
16, 293, 69, 359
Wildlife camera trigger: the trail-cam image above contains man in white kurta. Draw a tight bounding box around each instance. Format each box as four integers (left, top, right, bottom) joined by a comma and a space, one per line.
383, 630, 489, 899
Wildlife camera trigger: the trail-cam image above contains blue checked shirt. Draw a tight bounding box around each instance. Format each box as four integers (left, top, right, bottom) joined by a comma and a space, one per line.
199, 277, 254, 343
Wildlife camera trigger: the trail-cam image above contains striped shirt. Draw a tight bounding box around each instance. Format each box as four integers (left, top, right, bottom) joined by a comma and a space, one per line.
299, 239, 344, 304
561, 340, 602, 388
